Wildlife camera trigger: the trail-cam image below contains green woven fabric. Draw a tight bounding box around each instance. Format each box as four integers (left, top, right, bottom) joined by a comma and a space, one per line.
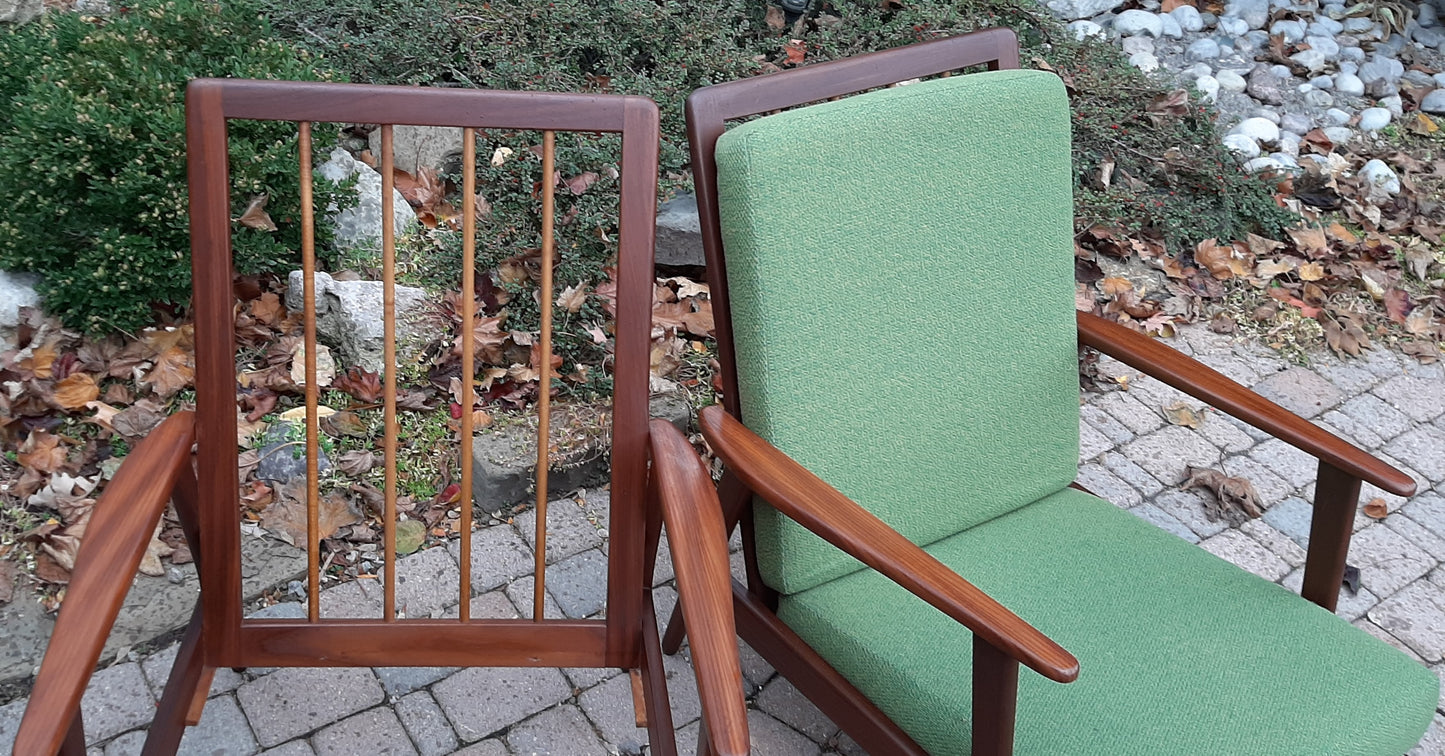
780, 488, 1440, 755
714, 70, 1080, 595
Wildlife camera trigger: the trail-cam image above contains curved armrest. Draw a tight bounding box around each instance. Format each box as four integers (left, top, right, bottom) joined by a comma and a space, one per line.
650, 419, 750, 756
16, 411, 197, 756
698, 406, 1079, 684
1078, 312, 1415, 496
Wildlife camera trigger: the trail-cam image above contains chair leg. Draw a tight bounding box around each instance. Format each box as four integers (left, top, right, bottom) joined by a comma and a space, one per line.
58, 710, 87, 756
971, 636, 1019, 756
142, 605, 208, 756
696, 719, 715, 756
640, 594, 679, 756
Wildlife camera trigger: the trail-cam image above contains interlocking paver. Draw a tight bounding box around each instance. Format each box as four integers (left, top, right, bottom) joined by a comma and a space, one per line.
1312, 357, 1382, 396
1335, 393, 1414, 441
432, 667, 570, 743
1220, 455, 1293, 506
1130, 504, 1199, 543
1080, 405, 1134, 446
1375, 374, 1445, 423
393, 692, 457, 756
1079, 419, 1113, 461
1197, 413, 1255, 453
1076, 463, 1142, 508
1281, 569, 1379, 621
1151, 490, 1229, 539
755, 677, 836, 742
373, 667, 456, 700
1122, 425, 1222, 487
514, 498, 605, 564
1248, 438, 1318, 488
235, 667, 384, 748
447, 524, 536, 595
450, 741, 507, 755
1239, 518, 1306, 567
1262, 496, 1313, 546
382, 545, 460, 620
176, 694, 258, 756
505, 704, 609, 755
1101, 451, 1166, 496
0, 698, 25, 756
1201, 530, 1290, 582
1094, 391, 1165, 435
1385, 426, 1445, 484
1369, 580, 1445, 663
543, 549, 609, 619
1251, 367, 1342, 418
80, 663, 153, 745
1390, 516, 1445, 562
1349, 526, 1437, 598
141, 643, 245, 701
259, 741, 315, 756
577, 673, 649, 754
102, 730, 145, 755
1354, 618, 1425, 663
503, 575, 566, 620
312, 707, 416, 756
1405, 492, 1445, 541
743, 710, 824, 756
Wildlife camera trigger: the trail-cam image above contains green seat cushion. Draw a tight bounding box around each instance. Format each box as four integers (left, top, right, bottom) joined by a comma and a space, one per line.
714, 70, 1081, 595
779, 488, 1439, 755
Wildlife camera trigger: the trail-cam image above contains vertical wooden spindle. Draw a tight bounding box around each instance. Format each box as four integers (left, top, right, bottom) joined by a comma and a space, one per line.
459, 128, 477, 621
381, 125, 398, 622
299, 121, 320, 622
533, 130, 556, 621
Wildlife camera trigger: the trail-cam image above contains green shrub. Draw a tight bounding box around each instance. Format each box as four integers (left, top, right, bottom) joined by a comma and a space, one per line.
0, 0, 344, 332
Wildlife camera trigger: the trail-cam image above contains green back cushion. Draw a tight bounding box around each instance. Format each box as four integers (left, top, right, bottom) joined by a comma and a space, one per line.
780, 488, 1440, 754
714, 70, 1080, 594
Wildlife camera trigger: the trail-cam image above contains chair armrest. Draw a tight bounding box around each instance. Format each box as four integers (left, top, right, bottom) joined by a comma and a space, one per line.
697, 406, 1079, 684
16, 411, 196, 756
649, 419, 750, 756
1077, 311, 1415, 497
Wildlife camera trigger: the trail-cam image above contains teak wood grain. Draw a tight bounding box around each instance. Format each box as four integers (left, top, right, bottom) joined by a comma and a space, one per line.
20, 81, 672, 755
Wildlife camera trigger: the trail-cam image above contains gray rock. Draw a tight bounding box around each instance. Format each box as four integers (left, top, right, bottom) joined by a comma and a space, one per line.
256, 422, 333, 484
1325, 107, 1353, 125
1223, 133, 1263, 159
1172, 5, 1204, 31
1290, 48, 1329, 72
1324, 2, 1347, 19
1196, 75, 1221, 101
1244, 156, 1285, 172
1339, 46, 1366, 62
1129, 51, 1161, 72
316, 148, 418, 250
1308, 75, 1335, 90
0, 270, 39, 347
1268, 152, 1300, 169
1308, 17, 1344, 35
1253, 108, 1282, 124
367, 125, 464, 177
1339, 61, 1359, 75
1247, 66, 1289, 103
1280, 112, 1313, 134
1359, 54, 1404, 85
1226, 0, 1271, 28
1160, 12, 1183, 37
1068, 19, 1106, 39
1199, 11, 1218, 27
1187, 38, 1222, 61
1183, 62, 1214, 79
285, 270, 427, 373
1218, 16, 1250, 35
1358, 107, 1392, 130
0, 0, 41, 23
1115, 9, 1164, 36
1276, 132, 1302, 156
655, 194, 704, 267
1269, 64, 1293, 79
1217, 69, 1248, 92
1334, 73, 1366, 96
1305, 35, 1341, 58
1358, 159, 1401, 195
1420, 2, 1439, 26
1365, 77, 1399, 98
1379, 95, 1403, 117
1270, 18, 1306, 41
1233, 32, 1267, 54
1413, 25, 1445, 47
1436, 73, 1445, 87
1322, 125, 1355, 145
1422, 88, 1445, 115
1342, 16, 1375, 32
1046, 0, 1126, 20
1229, 116, 1281, 143
1404, 70, 1437, 88
1122, 35, 1156, 56
1304, 89, 1334, 108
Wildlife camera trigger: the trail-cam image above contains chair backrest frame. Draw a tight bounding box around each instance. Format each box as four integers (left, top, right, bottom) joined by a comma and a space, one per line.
186, 80, 661, 672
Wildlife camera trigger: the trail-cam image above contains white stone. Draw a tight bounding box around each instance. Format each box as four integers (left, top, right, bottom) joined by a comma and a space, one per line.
1413, 25, 1445, 48
285, 270, 428, 372
1358, 108, 1392, 130
1339, 61, 1359, 76
1308, 75, 1335, 90
1321, 125, 1353, 145
1218, 16, 1249, 35
1129, 51, 1161, 72
1160, 12, 1183, 37
1270, 18, 1306, 41
1305, 35, 1341, 58
1115, 9, 1165, 37
1422, 89, 1445, 115
1227, 0, 1271, 28
1359, 54, 1404, 85
1244, 156, 1285, 173
1340, 46, 1366, 62
1223, 133, 1262, 158
1269, 152, 1300, 169
1217, 69, 1247, 92
1420, 2, 1439, 26
1068, 19, 1106, 39
1358, 159, 1401, 195
1046, 0, 1127, 19
1183, 62, 1214, 79
1325, 107, 1352, 125
1195, 75, 1221, 101
316, 148, 418, 250
1334, 73, 1366, 96
1290, 49, 1329, 72
1122, 35, 1157, 56
1304, 89, 1334, 108
1342, 16, 1375, 32
1309, 17, 1344, 35
0, 270, 40, 348
1172, 4, 1204, 31
0, 0, 41, 23
1253, 108, 1281, 124
1187, 38, 1221, 61
1380, 95, 1403, 117
366, 125, 463, 177
1229, 116, 1281, 143
1280, 112, 1312, 134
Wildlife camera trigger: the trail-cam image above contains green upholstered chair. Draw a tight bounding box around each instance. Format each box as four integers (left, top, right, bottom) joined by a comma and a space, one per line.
648, 29, 1440, 756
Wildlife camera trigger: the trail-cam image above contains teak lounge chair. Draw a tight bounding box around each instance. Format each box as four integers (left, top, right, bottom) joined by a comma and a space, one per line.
15, 81, 678, 754
650, 28, 1440, 756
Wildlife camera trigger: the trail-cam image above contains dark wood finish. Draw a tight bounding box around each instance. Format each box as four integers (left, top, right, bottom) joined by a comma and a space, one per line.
14, 412, 197, 755
650, 420, 750, 756
59, 714, 85, 756
972, 636, 1020, 756
1302, 462, 1364, 611
699, 407, 1078, 684
1077, 311, 1415, 495
19, 81, 669, 755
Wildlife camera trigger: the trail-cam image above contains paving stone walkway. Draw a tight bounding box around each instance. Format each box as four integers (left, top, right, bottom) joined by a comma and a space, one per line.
3, 321, 1445, 755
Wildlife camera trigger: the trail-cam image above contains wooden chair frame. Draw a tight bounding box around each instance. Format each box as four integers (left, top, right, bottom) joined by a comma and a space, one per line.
653, 28, 1418, 755
17, 81, 674, 755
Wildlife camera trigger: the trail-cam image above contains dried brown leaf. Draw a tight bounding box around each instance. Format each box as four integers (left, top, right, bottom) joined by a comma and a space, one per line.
235, 195, 278, 231
1163, 401, 1205, 429
52, 373, 99, 410
1182, 465, 1264, 519
1363, 497, 1389, 519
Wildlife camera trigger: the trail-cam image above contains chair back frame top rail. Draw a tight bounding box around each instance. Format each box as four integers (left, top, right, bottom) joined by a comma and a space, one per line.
185, 80, 664, 673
